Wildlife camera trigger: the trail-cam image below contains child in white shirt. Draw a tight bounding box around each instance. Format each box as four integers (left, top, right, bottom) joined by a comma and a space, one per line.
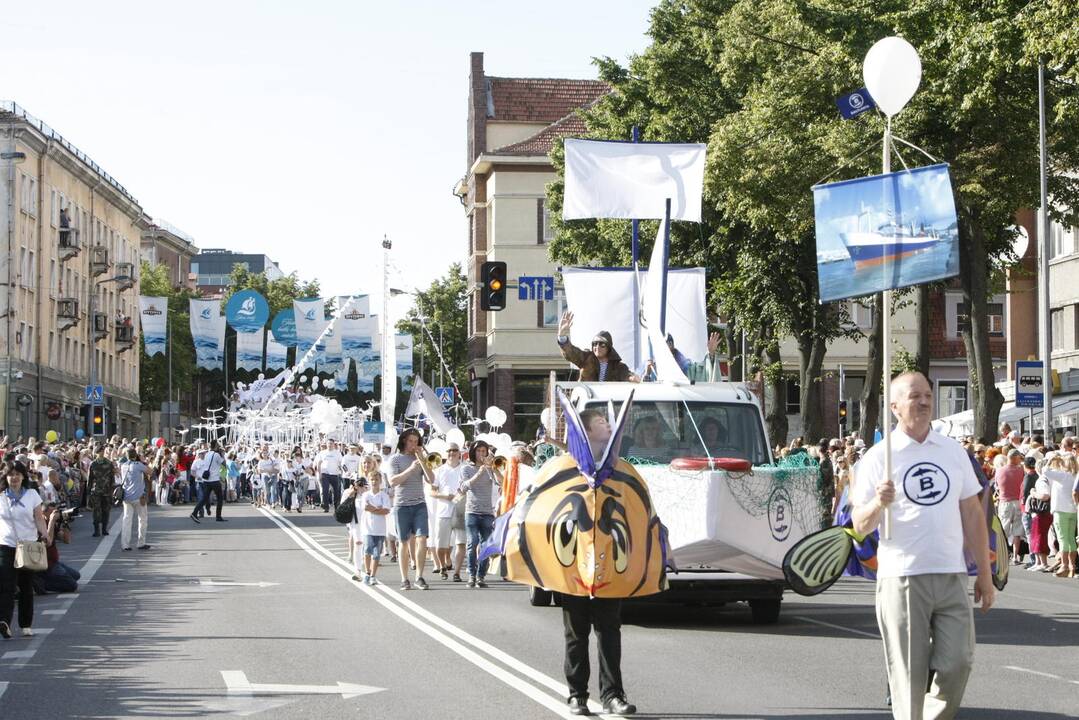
360, 475, 391, 585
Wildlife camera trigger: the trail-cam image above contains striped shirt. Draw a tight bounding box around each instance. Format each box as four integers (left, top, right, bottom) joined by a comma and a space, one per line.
459, 464, 500, 515
389, 453, 426, 507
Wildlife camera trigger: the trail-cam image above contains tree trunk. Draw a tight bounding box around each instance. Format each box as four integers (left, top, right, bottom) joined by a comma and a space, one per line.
958, 213, 1004, 444
914, 284, 931, 378
860, 292, 884, 445
798, 335, 827, 443
763, 342, 788, 450
724, 322, 743, 382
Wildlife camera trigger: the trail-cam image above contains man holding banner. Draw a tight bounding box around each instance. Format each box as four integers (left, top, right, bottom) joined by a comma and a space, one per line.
851, 372, 994, 720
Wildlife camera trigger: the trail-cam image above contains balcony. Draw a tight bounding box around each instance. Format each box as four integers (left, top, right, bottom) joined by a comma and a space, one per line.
93, 312, 109, 341
114, 262, 136, 291
90, 245, 109, 277
58, 227, 80, 261
115, 320, 135, 352
57, 297, 80, 330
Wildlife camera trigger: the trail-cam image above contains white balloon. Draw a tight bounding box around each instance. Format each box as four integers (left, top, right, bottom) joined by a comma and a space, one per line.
539, 407, 554, 431
863, 36, 921, 117
484, 406, 507, 428
257, 373, 265, 381
446, 428, 466, 448
323, 378, 333, 388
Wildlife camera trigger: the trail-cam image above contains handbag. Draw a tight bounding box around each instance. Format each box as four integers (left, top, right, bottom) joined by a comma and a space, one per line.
15, 540, 47, 572
334, 495, 357, 524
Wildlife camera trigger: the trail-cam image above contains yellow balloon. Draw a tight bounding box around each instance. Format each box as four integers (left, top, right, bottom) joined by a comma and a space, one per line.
45, 430, 59, 443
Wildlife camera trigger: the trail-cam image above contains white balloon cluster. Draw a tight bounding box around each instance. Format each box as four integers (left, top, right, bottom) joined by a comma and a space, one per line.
309, 397, 345, 435
484, 406, 507, 429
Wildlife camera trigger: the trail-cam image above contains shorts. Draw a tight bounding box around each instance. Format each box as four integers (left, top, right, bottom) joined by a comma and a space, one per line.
394, 503, 429, 541
997, 499, 1024, 539
364, 535, 385, 557
450, 528, 467, 546
431, 515, 453, 549
1054, 512, 1078, 552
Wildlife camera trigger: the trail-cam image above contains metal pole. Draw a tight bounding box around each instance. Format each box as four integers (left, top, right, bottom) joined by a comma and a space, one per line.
882, 121, 893, 540
659, 198, 672, 334
87, 282, 96, 437
439, 325, 444, 387
1038, 60, 1054, 443
631, 125, 641, 371
167, 313, 173, 439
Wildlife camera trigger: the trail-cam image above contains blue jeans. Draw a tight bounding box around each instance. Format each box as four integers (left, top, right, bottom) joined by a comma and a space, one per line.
320, 474, 342, 510
266, 476, 279, 505
44, 561, 81, 593
466, 512, 495, 579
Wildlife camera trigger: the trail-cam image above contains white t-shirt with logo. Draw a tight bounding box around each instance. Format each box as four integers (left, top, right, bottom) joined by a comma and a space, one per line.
341, 453, 362, 478
316, 449, 343, 475
852, 428, 981, 578
361, 490, 391, 536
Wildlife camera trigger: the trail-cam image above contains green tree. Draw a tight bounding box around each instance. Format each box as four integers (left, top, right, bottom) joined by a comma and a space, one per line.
396, 263, 471, 410
138, 261, 198, 409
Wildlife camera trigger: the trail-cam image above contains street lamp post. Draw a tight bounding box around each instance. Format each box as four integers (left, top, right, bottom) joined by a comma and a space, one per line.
2, 143, 27, 437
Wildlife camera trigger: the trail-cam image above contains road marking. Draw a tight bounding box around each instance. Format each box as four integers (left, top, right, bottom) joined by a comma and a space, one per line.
1, 651, 35, 660
222, 670, 383, 698
267, 508, 602, 708
792, 615, 879, 639
1005, 665, 1079, 685
41, 610, 67, 616
259, 507, 608, 718
0, 681, 7, 700
197, 580, 280, 588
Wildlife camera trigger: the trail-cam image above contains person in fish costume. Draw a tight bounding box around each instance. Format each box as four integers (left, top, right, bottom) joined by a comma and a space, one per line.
499, 388, 668, 716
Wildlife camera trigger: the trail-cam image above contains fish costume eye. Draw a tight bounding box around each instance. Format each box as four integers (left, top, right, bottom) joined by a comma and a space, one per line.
553, 509, 579, 567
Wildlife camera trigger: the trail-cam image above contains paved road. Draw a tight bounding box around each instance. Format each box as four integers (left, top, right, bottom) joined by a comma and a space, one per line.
1, 502, 1076, 719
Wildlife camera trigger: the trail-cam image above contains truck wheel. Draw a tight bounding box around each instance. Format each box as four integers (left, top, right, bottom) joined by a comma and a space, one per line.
749, 599, 781, 624
529, 586, 552, 607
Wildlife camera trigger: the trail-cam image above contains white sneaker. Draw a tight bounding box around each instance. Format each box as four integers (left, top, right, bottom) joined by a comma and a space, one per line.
1027, 564, 1044, 571
21, 628, 32, 637
369, 577, 379, 586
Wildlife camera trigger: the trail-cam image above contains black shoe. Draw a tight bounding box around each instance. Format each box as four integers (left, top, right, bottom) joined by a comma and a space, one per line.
400, 579, 411, 591
416, 577, 429, 590
567, 697, 591, 716
323, 507, 329, 513
602, 697, 636, 716
122, 547, 133, 551
137, 545, 151, 550
477, 578, 488, 588
215, 518, 227, 522
453, 574, 462, 582
189, 514, 200, 524
92, 531, 100, 538
102, 531, 109, 536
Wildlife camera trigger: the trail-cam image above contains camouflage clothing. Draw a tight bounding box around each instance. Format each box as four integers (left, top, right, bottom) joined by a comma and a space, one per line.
88, 457, 116, 529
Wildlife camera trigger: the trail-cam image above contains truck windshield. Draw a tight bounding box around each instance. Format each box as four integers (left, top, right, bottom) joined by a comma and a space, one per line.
586, 401, 770, 466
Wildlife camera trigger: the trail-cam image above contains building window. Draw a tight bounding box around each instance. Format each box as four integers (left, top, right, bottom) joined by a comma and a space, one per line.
938, 382, 967, 416
1049, 219, 1076, 260
785, 377, 801, 415
538, 199, 555, 244
848, 299, 874, 330
541, 288, 566, 328
955, 301, 1004, 338
1051, 308, 1066, 351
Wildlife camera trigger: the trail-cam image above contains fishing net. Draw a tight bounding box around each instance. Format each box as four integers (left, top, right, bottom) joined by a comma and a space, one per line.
663, 453, 827, 537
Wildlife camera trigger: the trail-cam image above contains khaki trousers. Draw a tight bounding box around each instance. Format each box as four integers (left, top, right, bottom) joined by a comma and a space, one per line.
875, 573, 974, 720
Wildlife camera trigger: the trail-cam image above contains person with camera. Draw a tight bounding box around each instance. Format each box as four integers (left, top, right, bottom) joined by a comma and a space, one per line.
119, 448, 151, 552
0, 461, 49, 638
87, 445, 116, 537
39, 504, 80, 593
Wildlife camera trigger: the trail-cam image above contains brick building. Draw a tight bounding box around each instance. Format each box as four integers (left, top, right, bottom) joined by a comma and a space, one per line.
456, 52, 608, 438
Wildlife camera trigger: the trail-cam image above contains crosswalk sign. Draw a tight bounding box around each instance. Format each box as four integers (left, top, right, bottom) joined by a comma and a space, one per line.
84, 385, 104, 403
434, 387, 455, 407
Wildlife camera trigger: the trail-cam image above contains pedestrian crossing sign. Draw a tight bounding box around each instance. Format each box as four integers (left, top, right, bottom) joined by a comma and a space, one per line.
435, 387, 454, 407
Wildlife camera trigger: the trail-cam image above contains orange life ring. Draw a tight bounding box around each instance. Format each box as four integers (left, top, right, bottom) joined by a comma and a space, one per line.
669, 457, 752, 472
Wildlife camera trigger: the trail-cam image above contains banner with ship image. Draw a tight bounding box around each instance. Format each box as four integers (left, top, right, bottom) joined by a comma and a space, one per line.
813, 163, 959, 302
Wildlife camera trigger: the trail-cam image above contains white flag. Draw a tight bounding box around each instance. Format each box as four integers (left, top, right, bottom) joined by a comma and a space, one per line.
563, 139, 707, 222
405, 377, 455, 435
642, 218, 689, 383
293, 297, 326, 355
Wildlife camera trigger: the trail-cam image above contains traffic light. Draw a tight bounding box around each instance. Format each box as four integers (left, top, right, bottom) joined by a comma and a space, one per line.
838, 400, 848, 431
479, 261, 507, 311
91, 405, 105, 436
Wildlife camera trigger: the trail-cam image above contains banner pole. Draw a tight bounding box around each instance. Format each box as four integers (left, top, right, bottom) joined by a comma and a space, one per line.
882, 120, 893, 541
660, 198, 672, 335
631, 125, 641, 371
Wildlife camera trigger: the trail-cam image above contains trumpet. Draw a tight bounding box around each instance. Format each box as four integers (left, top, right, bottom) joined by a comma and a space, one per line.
492, 455, 507, 472
426, 451, 444, 468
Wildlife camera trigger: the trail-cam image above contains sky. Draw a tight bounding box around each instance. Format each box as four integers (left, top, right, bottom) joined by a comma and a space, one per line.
0, 0, 657, 302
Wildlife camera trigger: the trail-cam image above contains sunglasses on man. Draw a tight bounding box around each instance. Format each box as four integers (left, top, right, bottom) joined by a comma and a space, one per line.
591, 341, 608, 348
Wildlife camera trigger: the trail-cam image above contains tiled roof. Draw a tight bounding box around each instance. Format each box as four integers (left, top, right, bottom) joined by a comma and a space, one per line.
493, 111, 590, 156
486, 77, 608, 123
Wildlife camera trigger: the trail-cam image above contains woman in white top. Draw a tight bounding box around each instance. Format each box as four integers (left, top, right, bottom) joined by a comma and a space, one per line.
1044, 452, 1078, 578
255, 450, 277, 509
0, 462, 49, 639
